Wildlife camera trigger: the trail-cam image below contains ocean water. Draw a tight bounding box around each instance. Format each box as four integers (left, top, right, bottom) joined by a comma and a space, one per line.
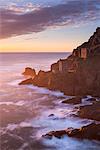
0, 53, 100, 150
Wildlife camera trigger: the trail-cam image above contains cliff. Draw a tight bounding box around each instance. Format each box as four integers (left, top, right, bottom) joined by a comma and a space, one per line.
19, 27, 100, 97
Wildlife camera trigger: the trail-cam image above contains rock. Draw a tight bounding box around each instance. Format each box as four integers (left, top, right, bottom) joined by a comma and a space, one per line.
19, 28, 100, 97
78, 101, 100, 121
82, 96, 88, 99
79, 123, 100, 140
33, 70, 52, 88
42, 130, 67, 139
62, 97, 82, 105
19, 78, 33, 85
66, 128, 80, 136
67, 123, 100, 140
48, 114, 55, 117
86, 97, 96, 102
42, 123, 100, 140
22, 67, 36, 78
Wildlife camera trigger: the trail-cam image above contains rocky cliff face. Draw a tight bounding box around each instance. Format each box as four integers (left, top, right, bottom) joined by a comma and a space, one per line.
73, 27, 100, 57
19, 27, 100, 97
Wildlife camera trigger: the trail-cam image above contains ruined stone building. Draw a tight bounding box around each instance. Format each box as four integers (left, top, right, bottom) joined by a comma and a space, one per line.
73, 47, 88, 59
58, 59, 68, 72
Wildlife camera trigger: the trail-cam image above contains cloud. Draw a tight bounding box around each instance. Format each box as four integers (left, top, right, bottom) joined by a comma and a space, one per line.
0, 0, 100, 39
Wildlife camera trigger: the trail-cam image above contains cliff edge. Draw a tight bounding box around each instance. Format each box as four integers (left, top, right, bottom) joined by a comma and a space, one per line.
19, 27, 100, 97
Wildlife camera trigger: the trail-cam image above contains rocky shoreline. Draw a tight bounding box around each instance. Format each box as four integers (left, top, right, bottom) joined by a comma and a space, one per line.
42, 96, 100, 141
19, 28, 100, 141
19, 27, 100, 97
42, 123, 100, 141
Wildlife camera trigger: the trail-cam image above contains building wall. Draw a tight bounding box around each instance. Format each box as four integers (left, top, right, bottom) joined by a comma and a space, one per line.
81, 48, 87, 59
58, 61, 68, 72
59, 61, 63, 72
51, 63, 59, 73
73, 49, 81, 57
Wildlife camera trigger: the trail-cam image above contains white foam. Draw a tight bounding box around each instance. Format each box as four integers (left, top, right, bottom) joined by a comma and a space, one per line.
19, 122, 32, 127
15, 101, 25, 106
0, 101, 25, 106
33, 105, 93, 138
43, 135, 100, 150
18, 142, 29, 150
6, 122, 32, 131
27, 85, 66, 97
7, 124, 18, 131
81, 95, 94, 106
8, 79, 23, 86
0, 102, 14, 105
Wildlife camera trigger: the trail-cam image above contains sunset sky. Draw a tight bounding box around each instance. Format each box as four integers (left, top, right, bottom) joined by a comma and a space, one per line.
0, 0, 100, 52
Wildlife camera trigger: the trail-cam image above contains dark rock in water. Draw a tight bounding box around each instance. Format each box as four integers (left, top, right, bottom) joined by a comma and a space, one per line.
42, 130, 67, 139
67, 128, 80, 136
19, 78, 33, 85
86, 97, 96, 102
82, 96, 88, 99
78, 101, 100, 121
67, 123, 100, 140
22, 67, 36, 78
43, 123, 100, 141
79, 123, 100, 140
48, 114, 55, 117
62, 97, 82, 105
48, 114, 66, 120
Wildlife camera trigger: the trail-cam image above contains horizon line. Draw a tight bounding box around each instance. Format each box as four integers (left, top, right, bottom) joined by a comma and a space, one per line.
0, 51, 71, 53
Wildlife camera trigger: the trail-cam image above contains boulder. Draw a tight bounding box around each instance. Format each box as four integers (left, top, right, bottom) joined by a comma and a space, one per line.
78, 101, 100, 121
86, 97, 97, 102
42, 123, 100, 140
79, 123, 100, 140
42, 130, 67, 139
62, 97, 82, 105
48, 114, 55, 117
22, 67, 36, 78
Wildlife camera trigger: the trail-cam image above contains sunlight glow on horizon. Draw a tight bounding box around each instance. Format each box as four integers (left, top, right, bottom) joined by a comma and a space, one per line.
0, 24, 99, 53
0, 0, 100, 52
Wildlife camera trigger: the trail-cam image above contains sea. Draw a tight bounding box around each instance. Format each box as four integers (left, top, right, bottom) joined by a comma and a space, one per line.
0, 52, 100, 150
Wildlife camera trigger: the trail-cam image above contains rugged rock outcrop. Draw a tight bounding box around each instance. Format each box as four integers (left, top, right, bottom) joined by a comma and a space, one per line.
78, 101, 100, 121
42, 123, 100, 140
18, 28, 100, 142
62, 97, 82, 104
19, 27, 100, 97
22, 67, 36, 78
19, 78, 33, 85
72, 27, 100, 57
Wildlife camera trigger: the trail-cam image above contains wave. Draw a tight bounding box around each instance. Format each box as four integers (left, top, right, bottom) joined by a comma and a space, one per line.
27, 85, 66, 97
6, 122, 32, 131
0, 101, 25, 106
8, 79, 23, 86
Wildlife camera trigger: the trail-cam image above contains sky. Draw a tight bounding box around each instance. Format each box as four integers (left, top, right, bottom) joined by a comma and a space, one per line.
0, 0, 100, 52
